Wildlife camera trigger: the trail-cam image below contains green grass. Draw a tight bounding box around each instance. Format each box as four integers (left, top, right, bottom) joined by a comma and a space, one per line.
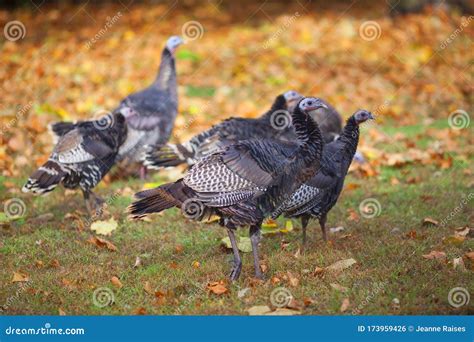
0, 129, 473, 316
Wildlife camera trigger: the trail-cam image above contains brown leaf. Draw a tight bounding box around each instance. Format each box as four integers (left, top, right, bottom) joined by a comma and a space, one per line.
58, 308, 66, 316
50, 259, 60, 268
314, 267, 325, 276
454, 227, 470, 238
134, 307, 147, 315
340, 298, 350, 312
422, 217, 439, 226
111, 276, 123, 288
207, 281, 228, 295
464, 251, 474, 261
287, 271, 299, 287
143, 281, 154, 295
453, 257, 467, 272
12, 271, 29, 282
87, 236, 117, 251
422, 250, 446, 260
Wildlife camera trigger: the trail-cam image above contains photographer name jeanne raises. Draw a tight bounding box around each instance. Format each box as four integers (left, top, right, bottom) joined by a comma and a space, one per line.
415, 325, 466, 332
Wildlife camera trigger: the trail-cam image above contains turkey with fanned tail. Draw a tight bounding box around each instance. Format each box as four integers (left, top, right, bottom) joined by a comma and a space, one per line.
271, 110, 374, 247
128, 97, 328, 280
23, 112, 131, 214
143, 90, 303, 170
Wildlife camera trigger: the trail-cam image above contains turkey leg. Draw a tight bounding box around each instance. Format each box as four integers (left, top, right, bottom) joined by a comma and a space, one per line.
249, 224, 263, 279
227, 228, 242, 281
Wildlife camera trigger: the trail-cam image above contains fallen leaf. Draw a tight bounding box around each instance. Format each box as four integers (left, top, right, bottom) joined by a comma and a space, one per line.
465, 252, 474, 261
422, 250, 446, 260
422, 217, 439, 226
133, 256, 142, 268
134, 307, 147, 315
87, 236, 117, 251
143, 281, 154, 295
326, 258, 357, 272
237, 288, 250, 298
267, 308, 301, 315
221, 236, 252, 253
192, 261, 200, 268
247, 305, 272, 315
58, 308, 66, 316
454, 227, 470, 238
281, 220, 294, 233
111, 276, 123, 288
314, 267, 325, 276
340, 298, 350, 312
329, 226, 345, 234
50, 259, 60, 268
453, 257, 467, 272
207, 281, 228, 295
287, 271, 299, 287
90, 218, 118, 236
12, 271, 29, 283
443, 235, 465, 246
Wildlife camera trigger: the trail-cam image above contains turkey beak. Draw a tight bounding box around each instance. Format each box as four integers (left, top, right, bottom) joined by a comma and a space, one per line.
368, 112, 375, 120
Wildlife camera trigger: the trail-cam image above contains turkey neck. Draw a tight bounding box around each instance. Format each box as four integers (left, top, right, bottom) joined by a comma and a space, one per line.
337, 116, 359, 159
154, 48, 177, 97
291, 105, 324, 172
260, 95, 287, 122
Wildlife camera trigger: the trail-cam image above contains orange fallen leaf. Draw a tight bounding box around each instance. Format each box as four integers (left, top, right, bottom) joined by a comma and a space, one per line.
192, 261, 200, 268
111, 276, 123, 288
207, 281, 228, 295
87, 236, 117, 251
12, 271, 29, 283
134, 307, 147, 315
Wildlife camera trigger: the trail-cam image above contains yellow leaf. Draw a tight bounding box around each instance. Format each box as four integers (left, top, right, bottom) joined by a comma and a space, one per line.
12, 271, 29, 283
90, 218, 118, 236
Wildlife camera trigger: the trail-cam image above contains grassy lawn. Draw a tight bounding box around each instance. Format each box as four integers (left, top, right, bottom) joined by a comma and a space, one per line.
1, 121, 472, 315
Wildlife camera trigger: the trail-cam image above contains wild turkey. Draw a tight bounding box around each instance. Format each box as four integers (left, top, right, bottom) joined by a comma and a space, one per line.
129, 97, 328, 280
143, 90, 303, 169
113, 35, 183, 178
23, 112, 129, 214
272, 110, 374, 246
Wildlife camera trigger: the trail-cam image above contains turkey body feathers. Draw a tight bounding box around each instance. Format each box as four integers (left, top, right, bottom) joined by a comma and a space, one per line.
23, 114, 127, 195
